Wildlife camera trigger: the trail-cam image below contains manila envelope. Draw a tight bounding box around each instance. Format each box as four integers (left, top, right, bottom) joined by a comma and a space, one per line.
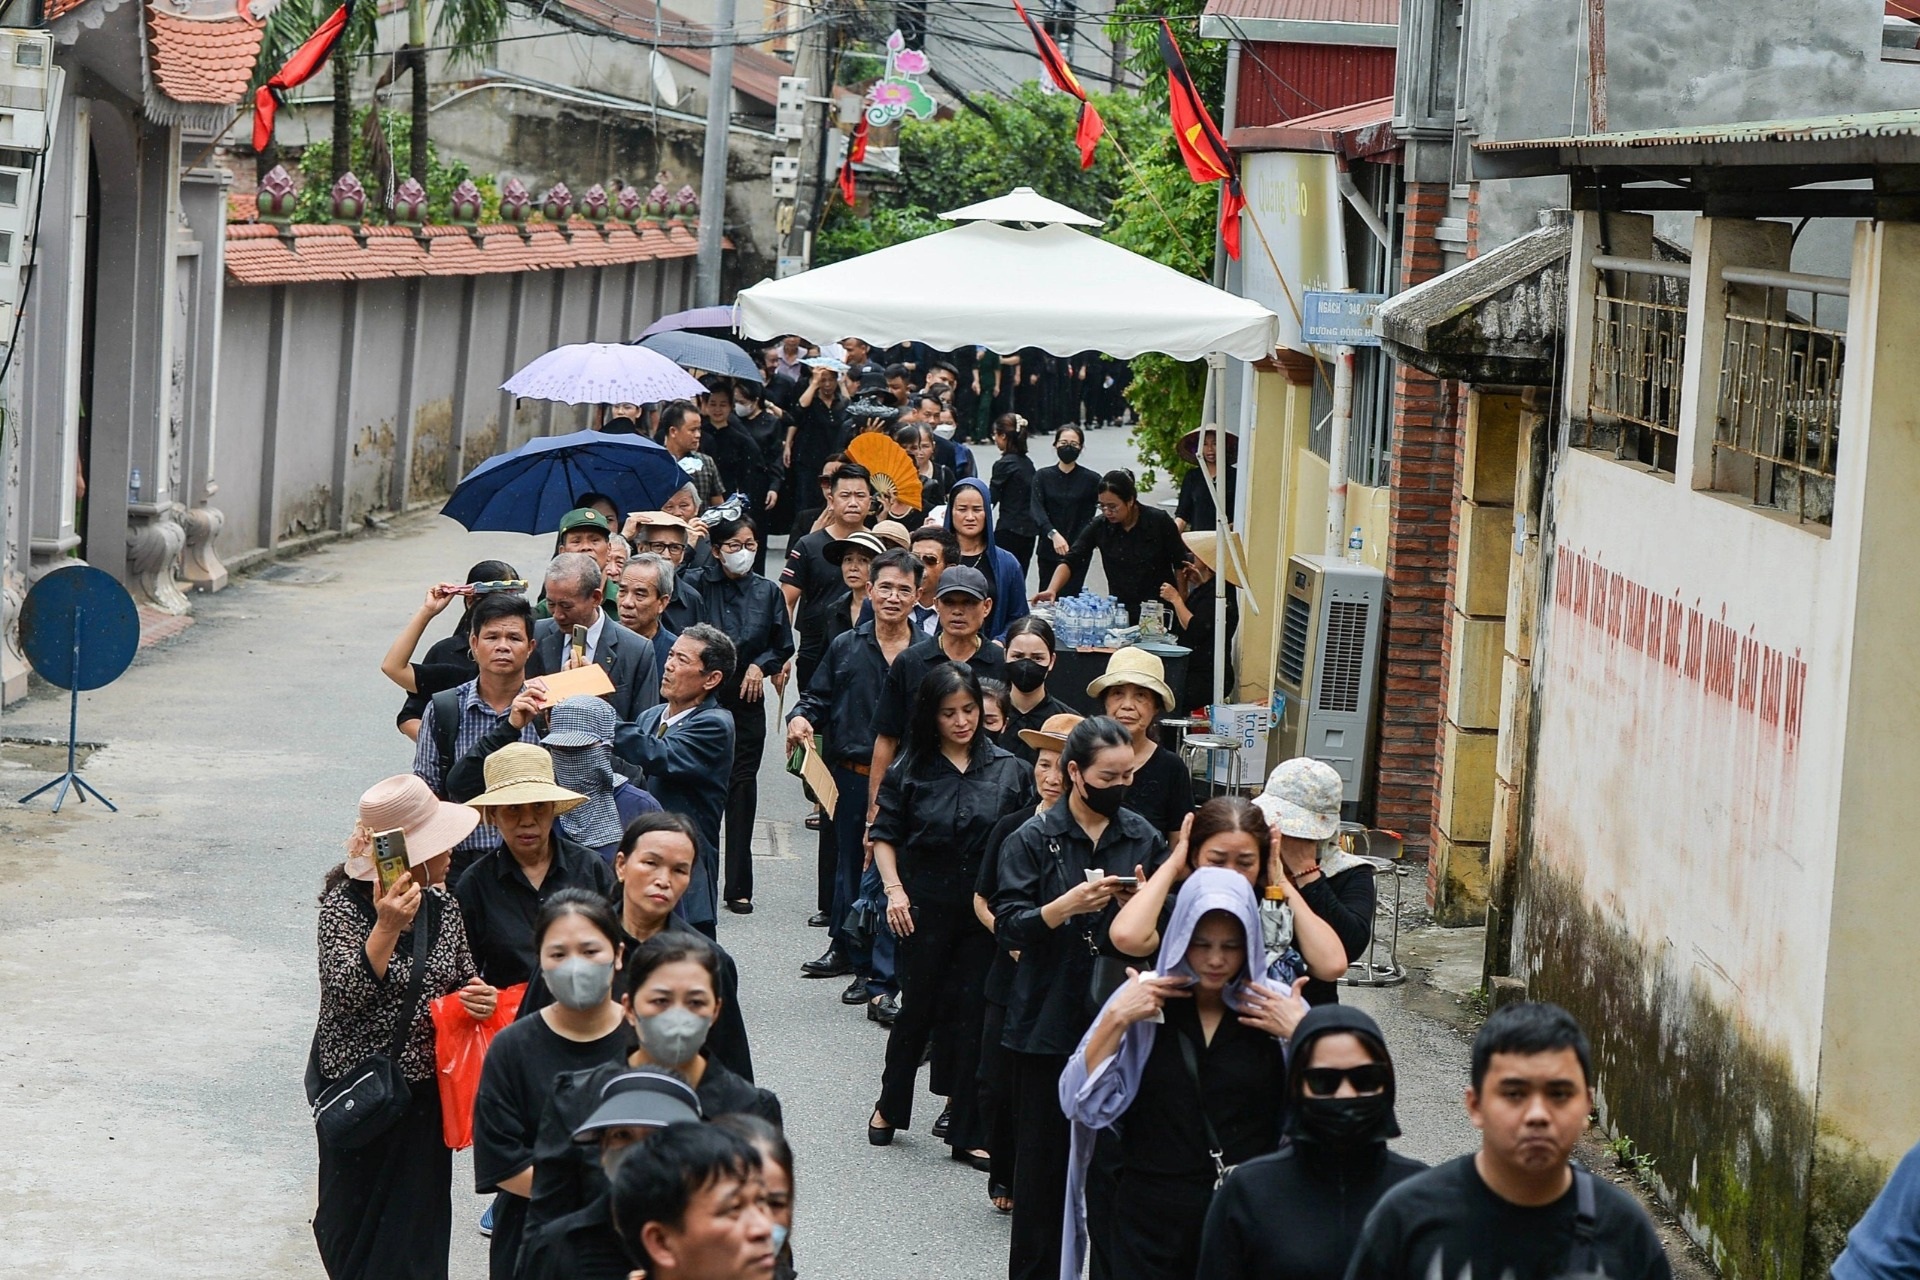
531, 664, 616, 701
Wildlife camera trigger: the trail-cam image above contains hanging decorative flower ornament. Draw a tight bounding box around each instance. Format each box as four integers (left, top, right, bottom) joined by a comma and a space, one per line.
864, 30, 937, 127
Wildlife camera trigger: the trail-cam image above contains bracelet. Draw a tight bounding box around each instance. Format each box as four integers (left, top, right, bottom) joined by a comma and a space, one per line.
884, 882, 904, 892
1263, 885, 1287, 901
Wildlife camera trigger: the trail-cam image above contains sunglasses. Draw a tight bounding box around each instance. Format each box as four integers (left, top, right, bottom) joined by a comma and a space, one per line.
1300, 1064, 1392, 1097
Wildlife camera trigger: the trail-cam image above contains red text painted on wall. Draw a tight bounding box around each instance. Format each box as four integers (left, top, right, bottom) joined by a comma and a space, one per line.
1553, 546, 1806, 743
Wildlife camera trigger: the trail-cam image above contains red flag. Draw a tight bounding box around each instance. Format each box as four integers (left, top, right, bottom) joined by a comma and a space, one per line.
837, 117, 868, 206
1010, 0, 1105, 169
1156, 19, 1243, 259
252, 3, 353, 152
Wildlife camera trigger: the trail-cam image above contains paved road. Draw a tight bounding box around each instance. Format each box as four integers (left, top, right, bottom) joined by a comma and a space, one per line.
0, 423, 1481, 1278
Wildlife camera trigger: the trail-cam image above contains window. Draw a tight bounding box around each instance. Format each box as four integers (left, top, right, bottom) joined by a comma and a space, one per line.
1580, 255, 1689, 476
1711, 273, 1845, 527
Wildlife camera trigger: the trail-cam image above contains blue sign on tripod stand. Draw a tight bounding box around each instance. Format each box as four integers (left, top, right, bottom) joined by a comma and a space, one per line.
16, 565, 139, 812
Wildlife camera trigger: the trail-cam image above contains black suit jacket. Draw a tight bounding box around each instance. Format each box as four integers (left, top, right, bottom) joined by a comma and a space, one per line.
529, 617, 659, 723
612, 696, 735, 926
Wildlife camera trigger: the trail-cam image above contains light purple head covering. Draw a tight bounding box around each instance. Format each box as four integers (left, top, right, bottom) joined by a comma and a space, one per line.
1055, 868, 1280, 1280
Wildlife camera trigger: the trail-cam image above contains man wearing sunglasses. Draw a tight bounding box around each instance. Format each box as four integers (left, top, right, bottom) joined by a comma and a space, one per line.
1197, 1004, 1425, 1280
1345, 1002, 1671, 1280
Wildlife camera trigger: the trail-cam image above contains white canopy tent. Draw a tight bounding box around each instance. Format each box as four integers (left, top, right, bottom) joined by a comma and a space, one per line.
735, 219, 1279, 361
735, 190, 1274, 710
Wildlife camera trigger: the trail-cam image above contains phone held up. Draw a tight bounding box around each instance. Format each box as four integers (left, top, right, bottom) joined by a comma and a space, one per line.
571, 623, 589, 666
371, 828, 411, 896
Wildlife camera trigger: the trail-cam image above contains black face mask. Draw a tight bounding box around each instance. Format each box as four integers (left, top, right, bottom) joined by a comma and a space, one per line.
1056, 444, 1082, 464
1078, 779, 1127, 818
1007, 658, 1049, 693
1294, 1093, 1396, 1146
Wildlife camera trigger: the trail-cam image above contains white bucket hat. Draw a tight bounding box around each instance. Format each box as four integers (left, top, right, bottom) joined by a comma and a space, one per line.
1253, 757, 1344, 841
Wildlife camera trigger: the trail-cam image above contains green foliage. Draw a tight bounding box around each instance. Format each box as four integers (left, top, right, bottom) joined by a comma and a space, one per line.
816, 204, 946, 265
292, 108, 499, 224
1106, 0, 1225, 109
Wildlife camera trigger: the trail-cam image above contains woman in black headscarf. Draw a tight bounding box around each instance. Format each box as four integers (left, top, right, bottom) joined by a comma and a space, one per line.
1194, 1005, 1427, 1280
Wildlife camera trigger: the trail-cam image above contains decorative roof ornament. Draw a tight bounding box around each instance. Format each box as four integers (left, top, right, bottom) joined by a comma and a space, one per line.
448, 178, 484, 226
391, 176, 428, 227
541, 182, 574, 225
581, 183, 611, 227
864, 31, 936, 128
256, 163, 297, 224
330, 171, 367, 224
500, 177, 532, 237
614, 184, 643, 225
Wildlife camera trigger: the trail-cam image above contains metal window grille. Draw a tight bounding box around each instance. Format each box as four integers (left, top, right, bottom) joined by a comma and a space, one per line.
1583, 258, 1688, 475
1714, 274, 1844, 527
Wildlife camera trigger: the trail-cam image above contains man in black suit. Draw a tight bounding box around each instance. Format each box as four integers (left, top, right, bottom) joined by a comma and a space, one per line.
613, 624, 737, 935
530, 553, 659, 724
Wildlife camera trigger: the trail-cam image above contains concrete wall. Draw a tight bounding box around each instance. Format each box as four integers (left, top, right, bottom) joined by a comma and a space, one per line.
1464, 0, 1920, 252
213, 253, 692, 563
1514, 213, 1920, 1279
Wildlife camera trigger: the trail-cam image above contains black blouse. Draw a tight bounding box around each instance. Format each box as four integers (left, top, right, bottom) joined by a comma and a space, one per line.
1031, 463, 1102, 543
1125, 744, 1200, 839
870, 745, 1035, 907
992, 453, 1041, 536
314, 882, 477, 1084
1123, 998, 1286, 1181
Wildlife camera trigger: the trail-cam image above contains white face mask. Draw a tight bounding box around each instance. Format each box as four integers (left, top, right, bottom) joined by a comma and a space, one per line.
722, 548, 755, 576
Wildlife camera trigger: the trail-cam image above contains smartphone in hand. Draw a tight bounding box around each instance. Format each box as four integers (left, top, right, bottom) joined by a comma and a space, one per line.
371, 828, 411, 895
571, 623, 589, 666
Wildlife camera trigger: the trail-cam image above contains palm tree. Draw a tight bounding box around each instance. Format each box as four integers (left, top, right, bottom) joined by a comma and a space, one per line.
254, 0, 378, 181
407, 0, 507, 186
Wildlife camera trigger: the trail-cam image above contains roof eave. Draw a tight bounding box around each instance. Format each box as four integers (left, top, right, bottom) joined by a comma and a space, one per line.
1198, 14, 1397, 45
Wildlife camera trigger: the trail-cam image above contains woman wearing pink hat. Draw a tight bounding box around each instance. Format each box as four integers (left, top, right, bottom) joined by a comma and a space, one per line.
311, 774, 497, 1280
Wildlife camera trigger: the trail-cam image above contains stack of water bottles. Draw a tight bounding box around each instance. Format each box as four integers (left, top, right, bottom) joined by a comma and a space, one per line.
1055, 593, 1133, 649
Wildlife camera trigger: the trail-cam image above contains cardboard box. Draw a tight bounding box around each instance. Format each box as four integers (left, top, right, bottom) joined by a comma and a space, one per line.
1207, 702, 1271, 789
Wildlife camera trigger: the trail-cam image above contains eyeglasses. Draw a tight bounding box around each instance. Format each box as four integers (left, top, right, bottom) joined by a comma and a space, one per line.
871, 583, 916, 599
1299, 1064, 1393, 1097
640, 540, 685, 556
720, 540, 757, 555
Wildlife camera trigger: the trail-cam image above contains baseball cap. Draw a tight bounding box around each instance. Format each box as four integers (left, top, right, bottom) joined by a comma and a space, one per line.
571, 1069, 704, 1142
558, 507, 614, 537
935, 565, 992, 601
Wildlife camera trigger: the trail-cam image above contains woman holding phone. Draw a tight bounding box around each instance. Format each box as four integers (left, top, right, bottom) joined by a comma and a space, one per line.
312, 775, 496, 1280
867, 663, 1033, 1164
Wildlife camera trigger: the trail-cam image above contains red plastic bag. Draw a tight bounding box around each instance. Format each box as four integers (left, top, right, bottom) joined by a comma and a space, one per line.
432, 981, 525, 1149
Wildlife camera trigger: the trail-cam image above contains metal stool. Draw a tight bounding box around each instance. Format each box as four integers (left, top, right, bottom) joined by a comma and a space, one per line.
1340, 826, 1409, 988
1158, 715, 1206, 757
1182, 734, 1244, 800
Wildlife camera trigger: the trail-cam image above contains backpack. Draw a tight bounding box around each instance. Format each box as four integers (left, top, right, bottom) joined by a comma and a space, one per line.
430, 688, 463, 797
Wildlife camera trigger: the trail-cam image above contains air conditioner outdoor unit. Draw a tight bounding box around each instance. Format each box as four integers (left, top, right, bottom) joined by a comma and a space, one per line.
1271, 554, 1386, 806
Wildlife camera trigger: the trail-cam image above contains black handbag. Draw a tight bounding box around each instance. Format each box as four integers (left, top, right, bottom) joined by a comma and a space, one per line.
307, 895, 440, 1150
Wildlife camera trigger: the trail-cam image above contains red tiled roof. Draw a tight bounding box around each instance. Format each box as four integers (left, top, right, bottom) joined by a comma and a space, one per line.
224, 220, 700, 286
1228, 95, 1399, 158
1203, 0, 1398, 24
544, 0, 792, 105
46, 0, 89, 18
148, 7, 267, 106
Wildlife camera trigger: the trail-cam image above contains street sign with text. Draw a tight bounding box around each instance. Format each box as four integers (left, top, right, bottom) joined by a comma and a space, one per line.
1301, 291, 1386, 347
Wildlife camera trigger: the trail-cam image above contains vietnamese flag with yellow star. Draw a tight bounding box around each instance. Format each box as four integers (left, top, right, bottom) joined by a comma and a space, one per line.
1157, 18, 1244, 259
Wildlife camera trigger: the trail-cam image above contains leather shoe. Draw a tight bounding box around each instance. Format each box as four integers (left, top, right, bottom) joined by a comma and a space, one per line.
931, 1108, 953, 1140
806, 910, 831, 928
727, 900, 753, 915
840, 976, 870, 1005
801, 947, 852, 978
867, 994, 899, 1026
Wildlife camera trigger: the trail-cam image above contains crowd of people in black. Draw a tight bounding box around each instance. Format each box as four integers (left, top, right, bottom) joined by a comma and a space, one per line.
313, 335, 1680, 1280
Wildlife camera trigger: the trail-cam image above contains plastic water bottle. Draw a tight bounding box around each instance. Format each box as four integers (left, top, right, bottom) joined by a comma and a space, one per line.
1347, 526, 1364, 564
129, 468, 142, 504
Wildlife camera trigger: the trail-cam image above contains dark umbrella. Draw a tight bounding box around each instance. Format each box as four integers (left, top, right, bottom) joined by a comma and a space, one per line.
637, 305, 739, 338
441, 430, 688, 534
639, 331, 764, 384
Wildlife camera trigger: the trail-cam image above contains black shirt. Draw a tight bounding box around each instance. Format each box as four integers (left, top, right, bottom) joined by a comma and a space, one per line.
992, 800, 1167, 1056
454, 835, 618, 987
697, 570, 794, 681
870, 745, 1034, 907
1175, 465, 1236, 532
1068, 505, 1189, 619
1126, 744, 1200, 839
781, 528, 847, 650
1299, 865, 1377, 1006
398, 632, 476, 728
526, 1056, 783, 1246
976, 808, 1040, 1005
521, 1192, 627, 1280
1004, 692, 1076, 763
472, 1013, 635, 1279
1198, 1142, 1427, 1280
791, 621, 898, 768
1124, 998, 1286, 1181
1174, 580, 1239, 715
991, 453, 1040, 536
1031, 462, 1102, 543
1345, 1155, 1673, 1280
873, 636, 1008, 744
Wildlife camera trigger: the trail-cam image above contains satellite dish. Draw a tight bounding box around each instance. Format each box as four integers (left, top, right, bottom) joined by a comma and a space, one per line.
650, 52, 681, 107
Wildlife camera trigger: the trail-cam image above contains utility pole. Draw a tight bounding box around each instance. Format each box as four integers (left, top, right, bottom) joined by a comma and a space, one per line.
786, 0, 833, 273
695, 0, 737, 305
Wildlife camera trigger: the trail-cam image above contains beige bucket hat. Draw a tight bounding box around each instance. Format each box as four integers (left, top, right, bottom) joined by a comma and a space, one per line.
344, 774, 481, 881
466, 742, 587, 813
1086, 647, 1175, 710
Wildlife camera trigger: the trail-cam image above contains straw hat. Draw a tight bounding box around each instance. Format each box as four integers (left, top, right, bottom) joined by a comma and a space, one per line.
1086, 647, 1175, 710
870, 519, 913, 550
825, 530, 889, 564
344, 774, 481, 881
1017, 711, 1084, 754
1182, 530, 1247, 588
1177, 424, 1239, 465
466, 742, 587, 813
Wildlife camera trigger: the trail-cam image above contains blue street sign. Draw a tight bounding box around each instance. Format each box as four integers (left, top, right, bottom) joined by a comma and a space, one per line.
21, 565, 139, 691
1301, 291, 1387, 347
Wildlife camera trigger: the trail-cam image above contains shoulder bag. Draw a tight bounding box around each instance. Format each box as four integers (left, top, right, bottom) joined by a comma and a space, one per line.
306, 894, 441, 1150
1177, 1030, 1237, 1189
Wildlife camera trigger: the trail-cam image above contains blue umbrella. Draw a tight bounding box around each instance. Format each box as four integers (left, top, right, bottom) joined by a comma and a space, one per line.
441, 430, 688, 534
639, 331, 764, 384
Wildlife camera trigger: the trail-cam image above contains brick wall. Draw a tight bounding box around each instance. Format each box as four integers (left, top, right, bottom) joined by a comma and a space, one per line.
1379, 182, 1463, 867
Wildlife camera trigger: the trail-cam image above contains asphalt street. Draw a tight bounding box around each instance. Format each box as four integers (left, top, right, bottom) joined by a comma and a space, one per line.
0, 423, 1481, 1278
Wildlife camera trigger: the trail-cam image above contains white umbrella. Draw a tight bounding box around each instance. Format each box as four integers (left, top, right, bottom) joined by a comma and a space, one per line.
501, 343, 706, 405
940, 185, 1102, 226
